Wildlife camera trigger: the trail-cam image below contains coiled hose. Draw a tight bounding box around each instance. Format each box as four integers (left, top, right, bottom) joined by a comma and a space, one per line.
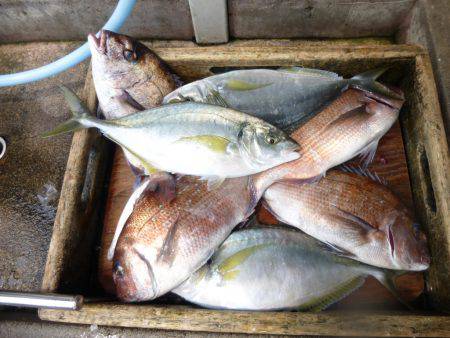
0, 0, 137, 87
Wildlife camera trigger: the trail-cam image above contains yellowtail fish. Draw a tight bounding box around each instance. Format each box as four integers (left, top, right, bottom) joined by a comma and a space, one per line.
174, 226, 406, 311
163, 67, 403, 132
44, 87, 300, 185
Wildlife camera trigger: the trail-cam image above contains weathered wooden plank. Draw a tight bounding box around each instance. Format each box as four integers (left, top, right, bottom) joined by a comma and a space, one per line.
41, 69, 113, 294
39, 304, 450, 336
401, 54, 450, 312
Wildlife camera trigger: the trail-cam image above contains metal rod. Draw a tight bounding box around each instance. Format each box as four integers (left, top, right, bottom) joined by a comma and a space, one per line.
0, 291, 83, 310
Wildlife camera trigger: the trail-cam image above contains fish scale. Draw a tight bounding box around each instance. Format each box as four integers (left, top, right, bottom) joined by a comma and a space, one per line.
253, 89, 402, 193
113, 175, 258, 301
111, 88, 406, 302
263, 170, 430, 271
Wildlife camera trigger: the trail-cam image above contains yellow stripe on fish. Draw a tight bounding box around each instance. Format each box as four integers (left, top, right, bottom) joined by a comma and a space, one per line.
226, 79, 273, 91
174, 135, 231, 153
217, 244, 268, 281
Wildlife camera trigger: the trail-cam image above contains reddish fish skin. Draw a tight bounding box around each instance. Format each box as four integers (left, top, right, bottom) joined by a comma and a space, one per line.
113, 175, 257, 302
88, 29, 178, 119
253, 89, 404, 192
112, 88, 404, 301
263, 170, 430, 271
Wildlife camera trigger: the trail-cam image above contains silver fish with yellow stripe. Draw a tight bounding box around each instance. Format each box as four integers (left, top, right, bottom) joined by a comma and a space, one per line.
173, 226, 404, 311
163, 67, 402, 132
44, 86, 299, 184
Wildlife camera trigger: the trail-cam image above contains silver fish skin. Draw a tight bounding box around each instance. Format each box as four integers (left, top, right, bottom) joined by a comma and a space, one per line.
163, 67, 402, 132
44, 88, 299, 181
173, 227, 397, 311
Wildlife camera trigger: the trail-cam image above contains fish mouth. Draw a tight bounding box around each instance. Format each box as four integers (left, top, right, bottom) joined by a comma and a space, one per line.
281, 146, 301, 161
87, 29, 110, 55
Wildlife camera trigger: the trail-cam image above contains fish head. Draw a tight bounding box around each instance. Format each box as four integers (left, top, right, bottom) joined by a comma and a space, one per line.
88, 29, 159, 90
381, 211, 430, 271
238, 123, 300, 167
112, 240, 157, 302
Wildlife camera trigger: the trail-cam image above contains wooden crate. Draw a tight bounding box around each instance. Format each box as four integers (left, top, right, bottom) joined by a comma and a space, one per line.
38, 42, 450, 336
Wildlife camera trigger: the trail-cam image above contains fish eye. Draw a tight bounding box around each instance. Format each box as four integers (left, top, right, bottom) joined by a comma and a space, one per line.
113, 261, 125, 278
265, 135, 278, 145
123, 49, 137, 63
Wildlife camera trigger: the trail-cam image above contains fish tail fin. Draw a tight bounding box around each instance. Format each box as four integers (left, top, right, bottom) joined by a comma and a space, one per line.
42, 85, 96, 138
349, 67, 403, 100
370, 268, 414, 310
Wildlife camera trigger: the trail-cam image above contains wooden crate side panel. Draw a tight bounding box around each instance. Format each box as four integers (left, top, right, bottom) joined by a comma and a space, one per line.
150, 44, 424, 82
39, 304, 450, 337
41, 72, 113, 294
401, 54, 450, 312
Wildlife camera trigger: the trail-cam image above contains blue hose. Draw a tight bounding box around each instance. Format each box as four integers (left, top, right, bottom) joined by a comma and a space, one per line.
0, 0, 137, 87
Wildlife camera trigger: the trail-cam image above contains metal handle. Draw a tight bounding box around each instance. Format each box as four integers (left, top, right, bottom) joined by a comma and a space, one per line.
0, 291, 83, 310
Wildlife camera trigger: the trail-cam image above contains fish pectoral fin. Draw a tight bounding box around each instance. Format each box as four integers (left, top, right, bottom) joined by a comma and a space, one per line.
204, 89, 229, 108
217, 244, 267, 280
114, 90, 146, 112
331, 205, 376, 247
145, 172, 177, 203
297, 276, 365, 312
118, 144, 159, 175
326, 105, 366, 129
226, 79, 272, 91
319, 241, 357, 260
333, 205, 375, 233
156, 213, 181, 266
339, 164, 387, 186
358, 139, 380, 168
175, 135, 231, 154
204, 176, 226, 190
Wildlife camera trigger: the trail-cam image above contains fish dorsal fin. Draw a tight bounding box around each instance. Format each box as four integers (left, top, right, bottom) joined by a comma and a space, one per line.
339, 164, 388, 186
217, 244, 267, 281
297, 275, 365, 312
277, 67, 341, 79
226, 79, 273, 91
